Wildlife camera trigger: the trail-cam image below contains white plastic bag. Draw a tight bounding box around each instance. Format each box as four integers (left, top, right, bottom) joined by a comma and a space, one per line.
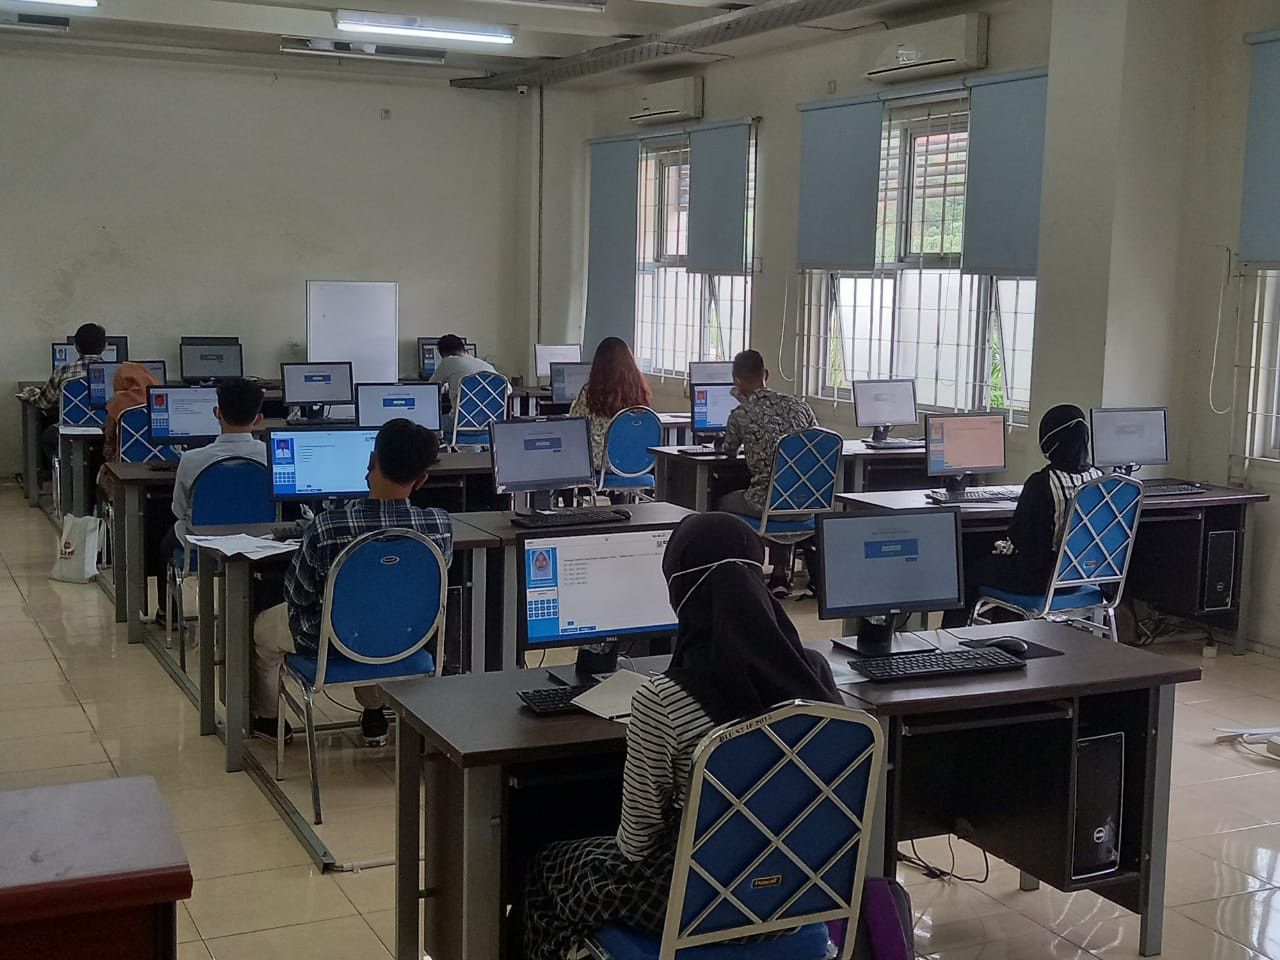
50, 515, 102, 584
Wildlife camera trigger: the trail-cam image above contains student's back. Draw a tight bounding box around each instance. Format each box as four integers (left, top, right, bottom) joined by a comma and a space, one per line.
569, 336, 651, 469
429, 333, 496, 402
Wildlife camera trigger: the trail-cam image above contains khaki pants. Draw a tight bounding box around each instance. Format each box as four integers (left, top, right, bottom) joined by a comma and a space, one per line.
252, 603, 385, 718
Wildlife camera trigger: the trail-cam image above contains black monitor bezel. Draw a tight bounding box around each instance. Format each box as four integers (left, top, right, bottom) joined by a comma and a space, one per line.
924, 411, 1009, 478
1089, 406, 1170, 469
355, 382, 443, 430
180, 341, 244, 383
688, 381, 737, 436
146, 384, 220, 446
280, 361, 355, 407
87, 360, 167, 409
489, 416, 597, 495
853, 378, 919, 429
548, 362, 592, 404
266, 425, 379, 502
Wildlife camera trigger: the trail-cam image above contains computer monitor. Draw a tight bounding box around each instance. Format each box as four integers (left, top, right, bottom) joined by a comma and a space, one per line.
534, 344, 582, 379
67, 335, 129, 362
53, 342, 119, 370
690, 383, 740, 436
925, 413, 1007, 490
689, 361, 734, 385
180, 342, 243, 383
268, 428, 379, 500
1090, 407, 1169, 470
147, 386, 220, 445
517, 526, 678, 651
854, 379, 918, 441
418, 337, 476, 378
181, 336, 240, 345
281, 362, 354, 407
490, 417, 595, 495
87, 360, 167, 408
549, 362, 591, 405
466, 342, 478, 358
356, 382, 442, 430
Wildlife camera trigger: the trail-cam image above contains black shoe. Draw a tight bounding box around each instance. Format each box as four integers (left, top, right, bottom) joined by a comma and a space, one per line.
360, 708, 389, 747
252, 716, 294, 743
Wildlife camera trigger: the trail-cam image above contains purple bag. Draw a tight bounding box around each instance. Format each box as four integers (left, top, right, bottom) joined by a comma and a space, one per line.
828, 877, 913, 959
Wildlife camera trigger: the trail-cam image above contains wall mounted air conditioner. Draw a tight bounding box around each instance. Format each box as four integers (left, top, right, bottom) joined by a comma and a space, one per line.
628, 76, 704, 126
865, 13, 988, 84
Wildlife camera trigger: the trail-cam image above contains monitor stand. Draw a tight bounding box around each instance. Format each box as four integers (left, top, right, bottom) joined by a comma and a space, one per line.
943, 474, 971, 494
870, 425, 892, 443
835, 616, 938, 659
546, 640, 619, 686
1113, 464, 1139, 477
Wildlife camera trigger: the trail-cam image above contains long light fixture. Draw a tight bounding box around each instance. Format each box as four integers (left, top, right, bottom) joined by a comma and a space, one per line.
5, 0, 97, 7
470, 0, 605, 13
335, 10, 515, 45
279, 37, 447, 66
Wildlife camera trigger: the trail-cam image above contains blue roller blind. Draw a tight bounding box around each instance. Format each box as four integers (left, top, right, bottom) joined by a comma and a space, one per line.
962, 73, 1048, 277
1241, 35, 1280, 263
686, 122, 752, 275
584, 139, 640, 350
796, 98, 884, 271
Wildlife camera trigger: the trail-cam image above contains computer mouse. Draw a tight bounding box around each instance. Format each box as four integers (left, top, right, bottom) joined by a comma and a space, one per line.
613, 507, 632, 520
985, 636, 1029, 658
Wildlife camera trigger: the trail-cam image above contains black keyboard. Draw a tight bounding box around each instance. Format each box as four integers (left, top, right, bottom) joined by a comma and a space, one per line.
848, 648, 1026, 682
1142, 480, 1202, 497
146, 461, 179, 472
518, 685, 592, 715
677, 446, 719, 455
271, 524, 306, 541
510, 508, 627, 529
927, 487, 1021, 504
864, 438, 925, 449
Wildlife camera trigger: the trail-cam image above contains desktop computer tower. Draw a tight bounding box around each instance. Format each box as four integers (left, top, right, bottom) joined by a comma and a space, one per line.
1071, 732, 1124, 880
1203, 529, 1236, 612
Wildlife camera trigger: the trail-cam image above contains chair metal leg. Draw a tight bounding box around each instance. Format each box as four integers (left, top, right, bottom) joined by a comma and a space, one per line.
301, 684, 322, 825
166, 564, 178, 650
174, 568, 187, 671
1107, 607, 1119, 644
276, 687, 287, 782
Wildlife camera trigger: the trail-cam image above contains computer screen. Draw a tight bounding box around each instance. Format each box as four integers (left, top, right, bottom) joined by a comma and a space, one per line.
689, 361, 734, 385
549, 362, 592, 405
181, 336, 240, 345
519, 527, 678, 650
534, 343, 582, 379
854, 379, 918, 428
67, 335, 129, 362
925, 413, 1007, 477
816, 509, 964, 619
490, 417, 596, 494
88, 360, 167, 408
466, 343, 478, 358
53, 342, 119, 370
690, 383, 740, 434
180, 342, 243, 382
1090, 407, 1169, 468
268, 428, 378, 499
356, 383, 442, 430
148, 386, 220, 443
281, 362, 354, 406
418, 337, 476, 377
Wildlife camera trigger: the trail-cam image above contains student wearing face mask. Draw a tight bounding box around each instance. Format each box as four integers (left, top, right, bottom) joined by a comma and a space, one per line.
943, 403, 1103, 627
516, 513, 840, 960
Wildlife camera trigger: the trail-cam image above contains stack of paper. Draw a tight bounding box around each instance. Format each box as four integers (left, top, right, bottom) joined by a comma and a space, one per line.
572, 669, 649, 723
185, 535, 299, 560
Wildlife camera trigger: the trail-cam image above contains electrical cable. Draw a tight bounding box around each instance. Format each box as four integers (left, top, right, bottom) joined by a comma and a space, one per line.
1209, 244, 1236, 416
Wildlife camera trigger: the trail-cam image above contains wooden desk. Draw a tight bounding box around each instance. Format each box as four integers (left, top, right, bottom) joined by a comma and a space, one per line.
837, 483, 1272, 652
383, 623, 1197, 960
0, 776, 191, 960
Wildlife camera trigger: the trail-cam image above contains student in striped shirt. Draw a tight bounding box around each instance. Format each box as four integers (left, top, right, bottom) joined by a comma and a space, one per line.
517, 513, 840, 960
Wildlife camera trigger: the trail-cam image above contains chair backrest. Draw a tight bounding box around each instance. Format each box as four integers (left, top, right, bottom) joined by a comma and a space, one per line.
317, 529, 447, 683
60, 379, 105, 427
118, 405, 180, 463
601, 406, 663, 481
1047, 474, 1144, 597
452, 371, 510, 442
190, 457, 275, 526
660, 701, 883, 959
762, 427, 844, 520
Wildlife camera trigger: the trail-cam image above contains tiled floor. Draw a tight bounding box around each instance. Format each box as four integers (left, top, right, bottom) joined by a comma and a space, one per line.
5, 481, 1280, 958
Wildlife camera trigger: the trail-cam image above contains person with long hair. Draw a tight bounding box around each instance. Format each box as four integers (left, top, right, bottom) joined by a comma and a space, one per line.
516, 513, 840, 959
569, 337, 652, 470
98, 361, 163, 499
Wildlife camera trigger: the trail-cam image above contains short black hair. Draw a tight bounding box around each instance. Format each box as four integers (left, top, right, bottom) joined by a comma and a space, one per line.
732, 349, 765, 380
215, 378, 265, 427
74, 323, 107, 357
437, 334, 466, 357
375, 418, 439, 485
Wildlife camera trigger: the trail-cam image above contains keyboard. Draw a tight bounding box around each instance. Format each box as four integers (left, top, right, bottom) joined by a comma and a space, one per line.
848, 648, 1026, 682
927, 486, 1021, 504
1141, 479, 1203, 497
146, 461, 179, 472
864, 438, 925, 449
510, 508, 628, 529
518, 685, 592, 715
677, 446, 719, 455
270, 524, 306, 541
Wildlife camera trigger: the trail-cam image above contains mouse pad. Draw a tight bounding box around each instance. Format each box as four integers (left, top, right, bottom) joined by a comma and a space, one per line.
958, 638, 1064, 660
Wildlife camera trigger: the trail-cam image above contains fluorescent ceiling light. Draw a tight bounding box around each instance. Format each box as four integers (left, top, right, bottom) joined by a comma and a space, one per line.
471, 0, 605, 12
279, 37, 447, 66
335, 9, 515, 45
5, 0, 97, 7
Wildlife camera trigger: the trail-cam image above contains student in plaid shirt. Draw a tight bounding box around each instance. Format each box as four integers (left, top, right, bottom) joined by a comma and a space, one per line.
251, 418, 453, 747
20, 323, 107, 464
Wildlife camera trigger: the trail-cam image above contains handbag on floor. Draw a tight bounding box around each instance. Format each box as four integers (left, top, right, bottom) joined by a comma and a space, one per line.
50, 514, 102, 584
827, 877, 914, 960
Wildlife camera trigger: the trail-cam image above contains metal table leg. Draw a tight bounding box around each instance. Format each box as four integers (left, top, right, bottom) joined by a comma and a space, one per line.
22, 402, 40, 507
396, 727, 424, 960
70, 436, 88, 518
198, 556, 217, 737
1234, 504, 1257, 655
694, 462, 710, 513
468, 547, 488, 674
866, 715, 892, 877
110, 480, 127, 623
503, 545, 518, 669
655, 457, 671, 504
125, 483, 147, 644
58, 432, 72, 518
223, 558, 251, 773
1139, 684, 1174, 957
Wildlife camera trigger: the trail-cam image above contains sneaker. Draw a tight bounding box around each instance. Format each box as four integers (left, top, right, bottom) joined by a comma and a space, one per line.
768, 575, 791, 600
252, 716, 294, 743
361, 708, 390, 747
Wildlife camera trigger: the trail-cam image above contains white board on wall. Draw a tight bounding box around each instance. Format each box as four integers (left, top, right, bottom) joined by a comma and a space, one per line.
306, 281, 399, 390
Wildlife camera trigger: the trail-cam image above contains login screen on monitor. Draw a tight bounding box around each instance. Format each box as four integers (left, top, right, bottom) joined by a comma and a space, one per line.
691, 384, 739, 432
270, 429, 377, 498
149, 387, 219, 441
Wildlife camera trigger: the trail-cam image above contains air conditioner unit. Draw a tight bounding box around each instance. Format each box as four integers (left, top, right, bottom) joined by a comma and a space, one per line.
865, 13, 988, 84
628, 76, 704, 126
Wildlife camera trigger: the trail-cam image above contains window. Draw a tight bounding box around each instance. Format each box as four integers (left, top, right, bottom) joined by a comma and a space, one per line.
800, 100, 1036, 419
1237, 267, 1280, 467
634, 135, 755, 377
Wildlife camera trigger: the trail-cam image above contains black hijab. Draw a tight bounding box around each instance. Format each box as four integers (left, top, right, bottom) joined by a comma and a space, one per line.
661, 513, 841, 724
1039, 403, 1092, 473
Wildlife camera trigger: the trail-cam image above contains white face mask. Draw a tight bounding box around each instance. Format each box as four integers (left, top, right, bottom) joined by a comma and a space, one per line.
1040, 417, 1087, 459
667, 558, 761, 618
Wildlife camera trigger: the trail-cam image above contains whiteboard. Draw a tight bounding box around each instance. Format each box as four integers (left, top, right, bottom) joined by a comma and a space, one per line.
306, 282, 399, 401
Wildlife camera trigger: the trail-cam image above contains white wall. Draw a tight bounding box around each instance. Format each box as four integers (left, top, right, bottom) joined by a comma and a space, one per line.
0, 51, 520, 473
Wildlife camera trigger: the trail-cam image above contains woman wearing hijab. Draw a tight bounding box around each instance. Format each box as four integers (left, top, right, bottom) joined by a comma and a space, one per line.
98, 362, 162, 500
943, 403, 1103, 626
518, 513, 840, 960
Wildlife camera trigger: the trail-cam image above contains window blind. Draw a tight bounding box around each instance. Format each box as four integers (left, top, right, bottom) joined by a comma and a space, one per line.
1241, 34, 1280, 263
584, 138, 640, 350
686, 121, 753, 275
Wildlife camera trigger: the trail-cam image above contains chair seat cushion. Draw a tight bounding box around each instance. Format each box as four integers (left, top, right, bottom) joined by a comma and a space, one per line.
591, 921, 830, 960
978, 584, 1106, 613
287, 647, 435, 687
730, 513, 816, 535
602, 474, 656, 489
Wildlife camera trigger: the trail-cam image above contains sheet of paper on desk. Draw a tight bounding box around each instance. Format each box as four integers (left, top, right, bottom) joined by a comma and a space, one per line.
59, 426, 104, 436
572, 668, 649, 723
184, 535, 299, 560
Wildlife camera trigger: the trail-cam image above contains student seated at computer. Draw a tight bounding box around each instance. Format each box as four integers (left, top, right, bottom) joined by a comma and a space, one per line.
429, 333, 496, 429
251, 418, 454, 746
715, 349, 820, 595
155, 378, 267, 622
517, 513, 839, 960
568, 336, 652, 471
21, 322, 109, 465
942, 403, 1103, 627
98, 362, 164, 501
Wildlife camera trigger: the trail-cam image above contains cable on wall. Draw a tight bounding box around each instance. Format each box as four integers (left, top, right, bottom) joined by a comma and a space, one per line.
536, 84, 546, 344
1208, 244, 1236, 416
